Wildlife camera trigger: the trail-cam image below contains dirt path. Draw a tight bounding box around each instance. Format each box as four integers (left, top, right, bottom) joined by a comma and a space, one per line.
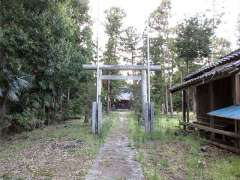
85, 111, 144, 180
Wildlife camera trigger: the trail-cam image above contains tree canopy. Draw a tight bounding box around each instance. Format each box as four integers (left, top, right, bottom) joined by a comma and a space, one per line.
0, 0, 93, 130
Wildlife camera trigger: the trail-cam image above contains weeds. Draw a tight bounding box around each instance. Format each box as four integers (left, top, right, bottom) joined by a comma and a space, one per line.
128, 112, 240, 180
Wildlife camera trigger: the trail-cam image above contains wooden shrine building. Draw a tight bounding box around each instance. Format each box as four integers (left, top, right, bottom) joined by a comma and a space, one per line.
113, 88, 132, 110
170, 49, 240, 152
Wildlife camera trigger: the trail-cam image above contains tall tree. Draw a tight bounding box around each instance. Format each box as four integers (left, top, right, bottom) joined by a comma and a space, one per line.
212, 37, 231, 59
103, 7, 126, 111
175, 16, 214, 75
148, 0, 174, 115
175, 15, 213, 118
121, 26, 140, 65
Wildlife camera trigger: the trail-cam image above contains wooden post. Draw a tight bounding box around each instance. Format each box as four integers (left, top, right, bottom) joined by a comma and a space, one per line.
235, 73, 240, 105
186, 88, 190, 124
234, 73, 240, 148
209, 82, 215, 140
182, 90, 187, 130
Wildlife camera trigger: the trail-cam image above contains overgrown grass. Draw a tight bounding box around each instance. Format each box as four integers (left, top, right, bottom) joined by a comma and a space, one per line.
0, 120, 95, 160
0, 112, 116, 179
0, 112, 115, 163
128, 112, 240, 180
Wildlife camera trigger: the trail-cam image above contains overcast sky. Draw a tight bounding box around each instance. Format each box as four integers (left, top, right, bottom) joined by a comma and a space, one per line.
88, 0, 240, 51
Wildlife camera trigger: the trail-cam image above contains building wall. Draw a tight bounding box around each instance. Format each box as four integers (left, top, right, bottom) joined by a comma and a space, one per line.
196, 76, 234, 128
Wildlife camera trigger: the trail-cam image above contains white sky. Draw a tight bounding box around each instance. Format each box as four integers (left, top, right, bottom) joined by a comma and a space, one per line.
89, 0, 240, 52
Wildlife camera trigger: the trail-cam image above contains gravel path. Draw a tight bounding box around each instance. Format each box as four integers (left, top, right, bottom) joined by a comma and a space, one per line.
85, 111, 144, 180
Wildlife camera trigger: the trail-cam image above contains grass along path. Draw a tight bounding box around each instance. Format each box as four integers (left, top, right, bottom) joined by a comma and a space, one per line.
0, 113, 114, 179
85, 111, 144, 179
128, 113, 240, 180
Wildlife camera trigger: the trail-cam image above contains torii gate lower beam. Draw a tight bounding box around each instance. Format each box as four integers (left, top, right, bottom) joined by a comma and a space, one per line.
82, 64, 161, 71
101, 75, 141, 81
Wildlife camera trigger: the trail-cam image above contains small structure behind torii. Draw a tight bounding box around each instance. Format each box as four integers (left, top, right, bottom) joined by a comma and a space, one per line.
83, 64, 161, 134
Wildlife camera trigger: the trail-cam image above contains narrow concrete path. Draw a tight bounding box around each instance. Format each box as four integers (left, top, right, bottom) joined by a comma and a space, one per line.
85, 111, 144, 180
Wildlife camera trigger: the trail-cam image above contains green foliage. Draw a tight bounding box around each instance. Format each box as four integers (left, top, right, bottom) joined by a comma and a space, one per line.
0, 0, 93, 132
9, 109, 43, 131
103, 7, 126, 65
209, 156, 240, 179
102, 7, 126, 111
148, 0, 175, 113
175, 15, 213, 73
212, 37, 231, 59
176, 16, 213, 60
120, 26, 140, 64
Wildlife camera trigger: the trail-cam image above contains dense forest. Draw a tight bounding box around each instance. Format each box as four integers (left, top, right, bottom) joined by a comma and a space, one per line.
0, 0, 239, 134
0, 0, 94, 133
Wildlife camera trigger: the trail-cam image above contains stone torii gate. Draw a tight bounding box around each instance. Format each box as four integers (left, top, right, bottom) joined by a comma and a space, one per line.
83, 64, 161, 134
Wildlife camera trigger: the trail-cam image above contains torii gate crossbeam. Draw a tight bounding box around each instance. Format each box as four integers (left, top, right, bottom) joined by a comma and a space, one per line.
82, 64, 161, 71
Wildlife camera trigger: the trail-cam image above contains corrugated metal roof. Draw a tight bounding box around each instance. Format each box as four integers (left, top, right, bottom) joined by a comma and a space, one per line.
208, 105, 240, 120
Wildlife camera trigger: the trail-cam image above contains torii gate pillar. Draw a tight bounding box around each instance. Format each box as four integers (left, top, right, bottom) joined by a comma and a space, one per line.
141, 70, 149, 132
92, 70, 102, 135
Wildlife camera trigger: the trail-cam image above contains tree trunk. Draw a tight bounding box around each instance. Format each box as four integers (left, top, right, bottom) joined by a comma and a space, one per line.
67, 88, 70, 104
165, 84, 169, 115
0, 49, 8, 125
131, 51, 135, 66
0, 95, 8, 122
192, 88, 196, 113
84, 107, 89, 124
0, 98, 7, 135
60, 89, 63, 113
